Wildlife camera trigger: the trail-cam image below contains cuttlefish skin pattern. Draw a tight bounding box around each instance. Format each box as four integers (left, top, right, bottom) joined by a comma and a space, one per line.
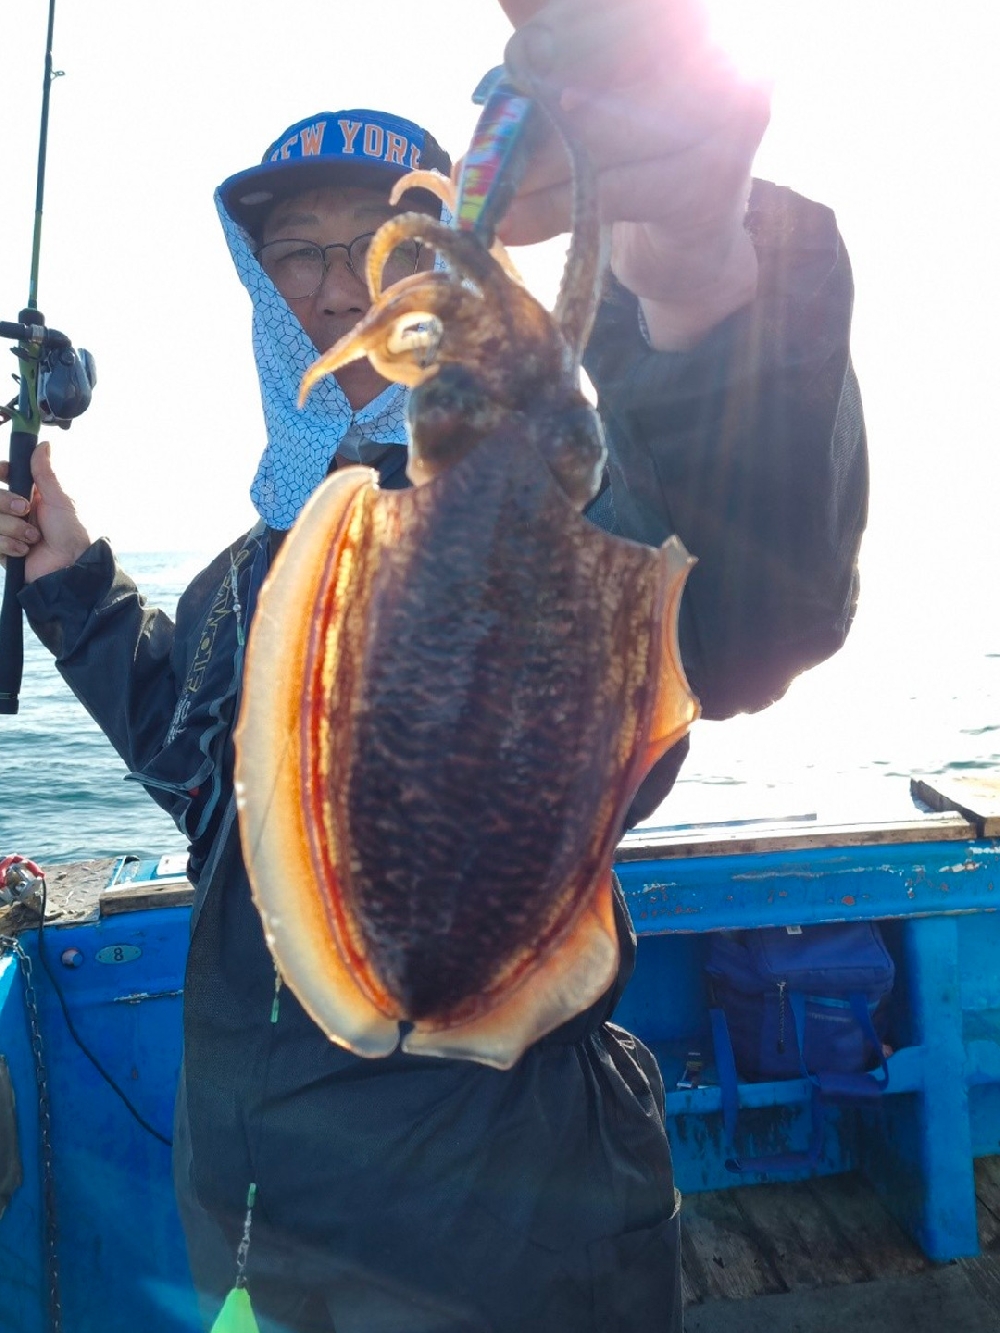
331, 435, 671, 1019
234, 101, 699, 1069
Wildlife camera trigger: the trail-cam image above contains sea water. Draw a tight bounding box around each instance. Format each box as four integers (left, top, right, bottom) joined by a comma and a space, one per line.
0, 551, 998, 866
1, 552, 213, 863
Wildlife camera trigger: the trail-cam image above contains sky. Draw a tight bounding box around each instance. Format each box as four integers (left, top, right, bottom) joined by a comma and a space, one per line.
2, 0, 999, 808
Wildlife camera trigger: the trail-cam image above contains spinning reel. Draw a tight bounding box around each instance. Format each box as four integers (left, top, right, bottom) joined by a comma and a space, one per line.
0, 316, 96, 430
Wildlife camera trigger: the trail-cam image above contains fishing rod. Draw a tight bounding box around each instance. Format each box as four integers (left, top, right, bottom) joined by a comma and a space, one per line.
0, 0, 95, 716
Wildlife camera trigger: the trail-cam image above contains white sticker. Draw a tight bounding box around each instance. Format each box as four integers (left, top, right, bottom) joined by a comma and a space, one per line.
155, 853, 188, 877
95, 945, 142, 965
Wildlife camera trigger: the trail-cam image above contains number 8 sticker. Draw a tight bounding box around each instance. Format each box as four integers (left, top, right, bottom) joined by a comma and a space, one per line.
95, 944, 142, 964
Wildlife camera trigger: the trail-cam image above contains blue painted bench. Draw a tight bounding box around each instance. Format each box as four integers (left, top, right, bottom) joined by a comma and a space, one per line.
614, 789, 1000, 1263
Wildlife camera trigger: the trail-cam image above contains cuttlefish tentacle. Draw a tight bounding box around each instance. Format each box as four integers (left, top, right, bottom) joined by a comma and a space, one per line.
298, 270, 550, 402
543, 100, 607, 367
385, 170, 525, 287
302, 255, 558, 408
297, 272, 462, 392
370, 94, 604, 378
390, 169, 455, 212
363, 212, 530, 341
364, 213, 497, 302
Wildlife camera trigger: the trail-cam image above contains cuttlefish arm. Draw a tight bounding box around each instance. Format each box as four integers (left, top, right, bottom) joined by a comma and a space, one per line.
374, 171, 524, 292
300, 243, 556, 407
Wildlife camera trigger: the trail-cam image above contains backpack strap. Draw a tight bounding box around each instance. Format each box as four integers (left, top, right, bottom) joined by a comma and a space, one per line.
709, 1007, 825, 1175
710, 989, 889, 1175
801, 991, 889, 1099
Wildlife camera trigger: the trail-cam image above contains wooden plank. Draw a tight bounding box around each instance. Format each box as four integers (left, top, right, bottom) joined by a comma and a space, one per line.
0, 858, 199, 930
963, 1253, 1000, 1321
681, 1189, 785, 1305
809, 1172, 927, 1279
681, 1165, 1000, 1324
44, 858, 118, 921
912, 773, 1000, 838
0, 858, 118, 933
680, 1259, 700, 1309
731, 1180, 870, 1290
99, 882, 195, 916
686, 1267, 1000, 1333
974, 1156, 1000, 1248
618, 812, 976, 862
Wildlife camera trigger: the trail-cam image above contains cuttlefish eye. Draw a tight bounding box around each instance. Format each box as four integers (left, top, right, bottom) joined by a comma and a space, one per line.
386, 314, 443, 365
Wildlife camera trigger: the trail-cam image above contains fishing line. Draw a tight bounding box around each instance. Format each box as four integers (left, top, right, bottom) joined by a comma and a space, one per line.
34, 880, 173, 1148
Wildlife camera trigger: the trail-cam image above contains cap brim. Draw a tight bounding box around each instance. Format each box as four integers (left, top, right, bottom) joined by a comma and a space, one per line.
219, 156, 443, 235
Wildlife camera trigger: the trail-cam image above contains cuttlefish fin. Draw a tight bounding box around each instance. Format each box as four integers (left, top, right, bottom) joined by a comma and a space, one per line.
401, 873, 619, 1070
640, 536, 700, 774
234, 466, 399, 1058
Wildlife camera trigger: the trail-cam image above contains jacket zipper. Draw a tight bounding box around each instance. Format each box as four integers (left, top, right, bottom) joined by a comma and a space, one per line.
777, 980, 787, 1055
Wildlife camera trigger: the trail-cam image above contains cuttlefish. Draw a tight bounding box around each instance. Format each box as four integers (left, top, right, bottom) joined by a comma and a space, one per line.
233, 80, 699, 1069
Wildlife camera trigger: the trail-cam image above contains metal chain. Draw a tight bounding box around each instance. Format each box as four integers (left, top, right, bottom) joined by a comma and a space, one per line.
234, 1181, 257, 1289
1, 933, 61, 1333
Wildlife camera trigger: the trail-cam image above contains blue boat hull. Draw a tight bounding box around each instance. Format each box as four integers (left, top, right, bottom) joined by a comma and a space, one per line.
3, 809, 1000, 1329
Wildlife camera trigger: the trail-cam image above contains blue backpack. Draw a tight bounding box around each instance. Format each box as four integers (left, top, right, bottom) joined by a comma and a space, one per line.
705, 922, 895, 1172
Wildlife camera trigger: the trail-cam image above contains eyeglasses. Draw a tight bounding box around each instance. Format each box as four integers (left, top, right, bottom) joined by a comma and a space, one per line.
254, 233, 422, 299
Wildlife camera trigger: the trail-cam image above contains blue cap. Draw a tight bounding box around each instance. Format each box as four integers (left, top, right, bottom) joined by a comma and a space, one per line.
218, 109, 451, 235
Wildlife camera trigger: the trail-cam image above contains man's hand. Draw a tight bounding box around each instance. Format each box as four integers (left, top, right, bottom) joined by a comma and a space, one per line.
0, 442, 92, 582
492, 0, 770, 349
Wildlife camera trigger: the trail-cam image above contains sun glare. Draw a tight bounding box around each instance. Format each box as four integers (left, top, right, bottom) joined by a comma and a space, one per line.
701, 0, 796, 83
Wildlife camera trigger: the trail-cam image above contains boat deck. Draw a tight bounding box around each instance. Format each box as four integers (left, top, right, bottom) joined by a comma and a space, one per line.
682, 1159, 1000, 1330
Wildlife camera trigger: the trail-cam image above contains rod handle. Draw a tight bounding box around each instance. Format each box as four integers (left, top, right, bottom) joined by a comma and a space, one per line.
0, 431, 37, 714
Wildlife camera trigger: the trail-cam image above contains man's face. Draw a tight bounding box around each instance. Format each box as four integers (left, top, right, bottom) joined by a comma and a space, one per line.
260, 183, 430, 411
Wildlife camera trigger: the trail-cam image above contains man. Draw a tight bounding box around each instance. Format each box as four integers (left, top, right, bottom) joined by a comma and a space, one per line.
0, 1, 867, 1328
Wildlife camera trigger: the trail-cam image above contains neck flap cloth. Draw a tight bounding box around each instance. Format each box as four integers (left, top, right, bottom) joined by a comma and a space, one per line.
216, 193, 412, 531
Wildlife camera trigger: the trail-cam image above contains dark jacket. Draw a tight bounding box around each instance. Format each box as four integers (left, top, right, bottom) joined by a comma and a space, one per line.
21, 181, 867, 1331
